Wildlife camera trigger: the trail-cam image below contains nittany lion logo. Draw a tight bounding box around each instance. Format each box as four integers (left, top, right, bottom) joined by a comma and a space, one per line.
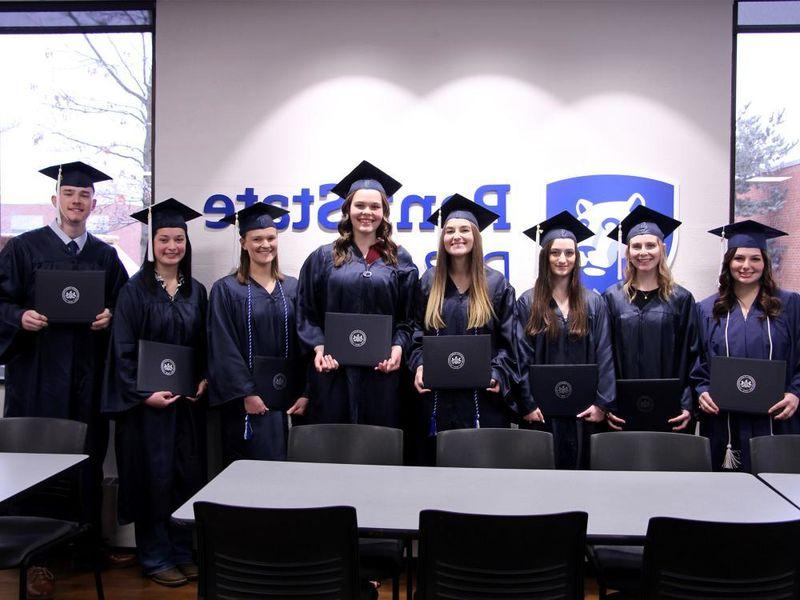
547, 175, 678, 292
61, 286, 80, 304
737, 375, 756, 394
636, 395, 655, 413
272, 373, 287, 390
554, 381, 573, 399
349, 329, 367, 348
160, 359, 176, 377
447, 352, 465, 370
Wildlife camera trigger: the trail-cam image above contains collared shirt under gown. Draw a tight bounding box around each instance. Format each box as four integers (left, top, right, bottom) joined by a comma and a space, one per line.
691, 289, 800, 471
0, 226, 128, 458
297, 243, 419, 427
207, 274, 307, 462
101, 271, 207, 524
516, 289, 615, 469
407, 267, 520, 433
603, 282, 699, 416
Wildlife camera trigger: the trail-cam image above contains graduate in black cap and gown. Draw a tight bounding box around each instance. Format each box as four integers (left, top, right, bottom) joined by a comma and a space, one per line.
101, 198, 207, 586
0, 162, 128, 520
407, 194, 519, 448
516, 211, 615, 469
207, 203, 309, 464
602, 206, 698, 432
297, 161, 418, 427
691, 220, 800, 471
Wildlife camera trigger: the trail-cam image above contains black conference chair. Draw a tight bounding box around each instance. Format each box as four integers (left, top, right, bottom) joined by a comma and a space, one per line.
288, 423, 405, 599
641, 517, 800, 599
0, 417, 104, 600
416, 510, 587, 599
435, 427, 555, 469
750, 434, 800, 474
588, 431, 711, 599
194, 502, 366, 599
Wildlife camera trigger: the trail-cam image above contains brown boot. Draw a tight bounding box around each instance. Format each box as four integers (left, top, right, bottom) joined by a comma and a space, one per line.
149, 566, 188, 587
26, 566, 55, 599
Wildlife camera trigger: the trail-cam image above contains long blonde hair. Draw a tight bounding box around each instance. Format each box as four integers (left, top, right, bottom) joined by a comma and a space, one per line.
621, 238, 674, 302
424, 222, 495, 330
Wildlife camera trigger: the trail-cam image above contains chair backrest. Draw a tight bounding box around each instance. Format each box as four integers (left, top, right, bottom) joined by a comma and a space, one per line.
194, 502, 361, 599
642, 517, 800, 599
750, 435, 800, 474
590, 431, 711, 471
0, 417, 87, 453
435, 427, 555, 469
417, 510, 587, 599
287, 423, 403, 465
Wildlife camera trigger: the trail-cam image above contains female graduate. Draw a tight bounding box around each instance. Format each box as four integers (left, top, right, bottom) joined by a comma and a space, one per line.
297, 160, 418, 427
101, 198, 207, 587
691, 220, 800, 471
207, 203, 308, 465
516, 211, 615, 469
408, 194, 518, 440
603, 206, 698, 432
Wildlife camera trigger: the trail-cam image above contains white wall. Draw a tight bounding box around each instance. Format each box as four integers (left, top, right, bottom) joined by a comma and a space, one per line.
155, 0, 732, 300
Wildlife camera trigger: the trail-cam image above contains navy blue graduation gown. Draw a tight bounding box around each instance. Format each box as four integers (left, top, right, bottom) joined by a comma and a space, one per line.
516, 289, 615, 469
297, 243, 419, 427
101, 271, 207, 524
691, 289, 800, 471
0, 226, 128, 461
603, 283, 699, 415
407, 267, 519, 433
207, 274, 307, 462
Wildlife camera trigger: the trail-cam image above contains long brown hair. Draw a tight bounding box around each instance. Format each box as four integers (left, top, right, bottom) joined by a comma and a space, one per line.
332, 189, 398, 267
235, 229, 285, 284
526, 238, 588, 341
712, 247, 781, 321
424, 222, 495, 330
622, 237, 675, 302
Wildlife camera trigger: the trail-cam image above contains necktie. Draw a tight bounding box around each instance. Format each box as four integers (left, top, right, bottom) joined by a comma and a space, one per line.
66, 241, 79, 256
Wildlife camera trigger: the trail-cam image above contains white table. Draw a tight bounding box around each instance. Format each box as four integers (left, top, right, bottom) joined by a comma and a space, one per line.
758, 473, 800, 510
174, 461, 800, 542
0, 452, 88, 508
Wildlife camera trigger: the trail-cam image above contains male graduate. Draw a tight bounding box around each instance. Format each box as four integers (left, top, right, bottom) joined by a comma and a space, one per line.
0, 162, 129, 596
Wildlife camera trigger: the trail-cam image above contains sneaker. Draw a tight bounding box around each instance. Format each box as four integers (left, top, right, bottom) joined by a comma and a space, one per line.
26, 566, 55, 599
177, 562, 198, 581
149, 566, 188, 587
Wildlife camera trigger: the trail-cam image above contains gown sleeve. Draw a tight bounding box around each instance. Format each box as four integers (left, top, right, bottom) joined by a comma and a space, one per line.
391, 248, 420, 354
514, 291, 536, 414
207, 280, 257, 406
591, 294, 616, 411
406, 271, 429, 374
690, 300, 712, 398
676, 291, 700, 412
490, 275, 519, 400
296, 246, 328, 353
783, 292, 800, 398
0, 238, 29, 362
105, 250, 130, 310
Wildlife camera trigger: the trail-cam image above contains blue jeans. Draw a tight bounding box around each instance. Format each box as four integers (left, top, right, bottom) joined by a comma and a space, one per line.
135, 519, 194, 575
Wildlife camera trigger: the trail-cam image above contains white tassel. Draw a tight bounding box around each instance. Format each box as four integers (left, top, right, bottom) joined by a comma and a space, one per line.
616, 226, 623, 280
533, 225, 541, 281
233, 213, 240, 267
147, 205, 154, 262
722, 412, 741, 470
55, 164, 63, 226
718, 227, 727, 285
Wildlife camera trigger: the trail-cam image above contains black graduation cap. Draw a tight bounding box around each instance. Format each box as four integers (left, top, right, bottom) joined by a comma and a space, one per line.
39, 161, 112, 189
130, 198, 202, 231
708, 219, 788, 250
522, 210, 595, 246
426, 194, 499, 232
607, 205, 681, 243
330, 160, 402, 199
220, 202, 290, 236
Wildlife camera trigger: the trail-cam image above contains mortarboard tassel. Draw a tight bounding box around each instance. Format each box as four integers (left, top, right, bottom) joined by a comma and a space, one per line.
243, 414, 253, 440
718, 227, 727, 286
616, 226, 623, 280
147, 205, 154, 262
428, 393, 438, 437
233, 213, 240, 267
533, 225, 541, 281
55, 164, 63, 226
722, 412, 740, 470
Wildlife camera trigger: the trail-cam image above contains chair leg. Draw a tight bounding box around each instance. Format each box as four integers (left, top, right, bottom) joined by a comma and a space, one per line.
392, 572, 399, 600
405, 540, 413, 600
18, 565, 27, 600
94, 561, 105, 600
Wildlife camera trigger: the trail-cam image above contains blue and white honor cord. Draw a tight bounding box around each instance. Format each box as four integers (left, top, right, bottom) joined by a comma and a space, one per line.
244, 280, 289, 440
428, 327, 481, 437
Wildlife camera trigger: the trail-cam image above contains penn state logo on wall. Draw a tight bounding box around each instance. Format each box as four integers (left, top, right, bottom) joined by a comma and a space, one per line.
61, 286, 80, 304
273, 373, 287, 390
546, 175, 678, 292
737, 375, 756, 394
554, 381, 572, 399
636, 395, 655, 413
349, 329, 367, 348
160, 359, 176, 376
447, 352, 465, 370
